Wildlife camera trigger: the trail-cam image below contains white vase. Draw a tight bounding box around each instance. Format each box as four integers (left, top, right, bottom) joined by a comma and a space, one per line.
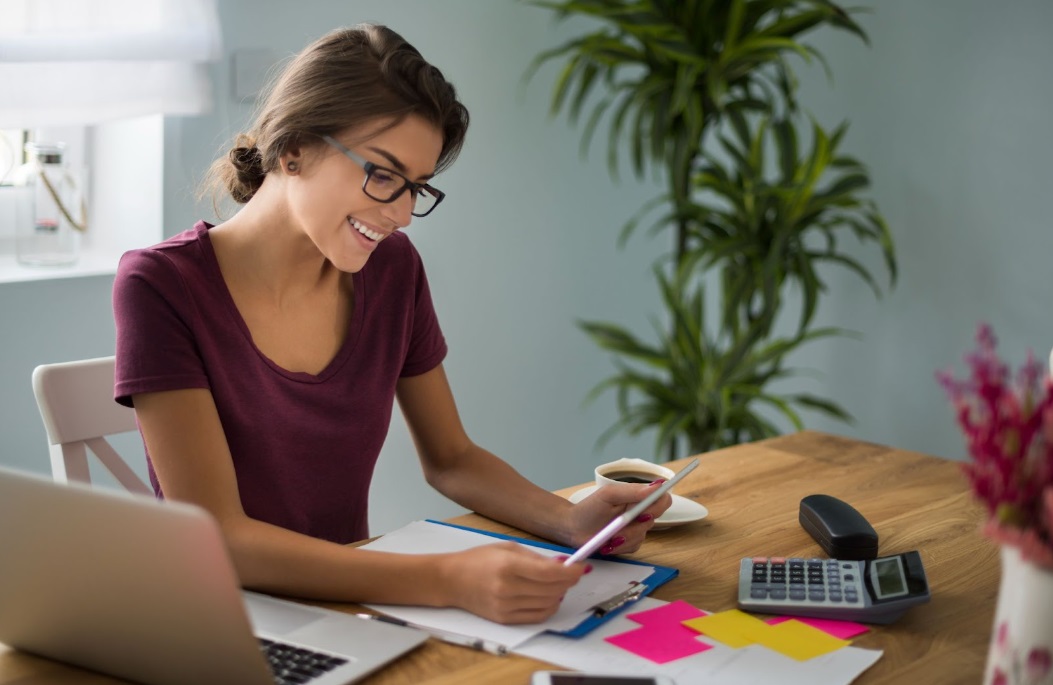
984, 544, 1053, 684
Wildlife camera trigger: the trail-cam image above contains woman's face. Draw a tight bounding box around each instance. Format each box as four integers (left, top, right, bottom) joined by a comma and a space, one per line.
283, 114, 444, 273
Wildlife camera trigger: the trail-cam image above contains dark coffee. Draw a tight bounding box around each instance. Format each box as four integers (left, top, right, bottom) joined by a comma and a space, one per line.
603, 471, 656, 484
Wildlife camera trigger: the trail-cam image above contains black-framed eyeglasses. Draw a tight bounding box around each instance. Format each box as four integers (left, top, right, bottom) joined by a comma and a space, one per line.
321, 135, 445, 217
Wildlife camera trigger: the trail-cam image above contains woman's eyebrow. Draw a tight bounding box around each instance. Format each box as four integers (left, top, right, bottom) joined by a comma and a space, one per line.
366, 146, 435, 181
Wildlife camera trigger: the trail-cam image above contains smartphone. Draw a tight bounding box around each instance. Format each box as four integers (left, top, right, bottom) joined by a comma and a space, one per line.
530, 672, 675, 685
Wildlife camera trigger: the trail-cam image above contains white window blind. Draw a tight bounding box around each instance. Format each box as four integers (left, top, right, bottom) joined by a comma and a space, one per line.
0, 0, 222, 127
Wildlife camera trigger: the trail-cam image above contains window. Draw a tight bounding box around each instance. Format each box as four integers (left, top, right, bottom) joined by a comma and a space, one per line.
0, 0, 221, 128
0, 0, 221, 282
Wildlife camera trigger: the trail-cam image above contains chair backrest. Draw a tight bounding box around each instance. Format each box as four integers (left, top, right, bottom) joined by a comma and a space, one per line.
31, 356, 150, 494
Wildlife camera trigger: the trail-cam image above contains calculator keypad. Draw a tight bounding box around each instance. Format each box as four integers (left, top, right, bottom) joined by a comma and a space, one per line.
743, 557, 865, 607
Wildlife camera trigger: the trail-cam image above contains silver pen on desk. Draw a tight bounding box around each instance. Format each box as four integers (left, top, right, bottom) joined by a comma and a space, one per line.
354, 613, 509, 656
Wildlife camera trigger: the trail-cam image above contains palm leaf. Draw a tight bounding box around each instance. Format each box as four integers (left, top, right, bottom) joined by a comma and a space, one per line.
528, 0, 886, 459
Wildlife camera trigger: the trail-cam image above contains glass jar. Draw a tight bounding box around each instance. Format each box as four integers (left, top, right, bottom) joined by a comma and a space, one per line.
13, 142, 85, 266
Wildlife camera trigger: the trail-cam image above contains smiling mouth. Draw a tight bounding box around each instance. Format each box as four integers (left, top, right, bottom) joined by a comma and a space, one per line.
349, 216, 383, 242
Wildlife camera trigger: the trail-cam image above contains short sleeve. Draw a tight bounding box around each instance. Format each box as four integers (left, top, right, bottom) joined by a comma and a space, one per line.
112, 249, 210, 407
399, 240, 447, 377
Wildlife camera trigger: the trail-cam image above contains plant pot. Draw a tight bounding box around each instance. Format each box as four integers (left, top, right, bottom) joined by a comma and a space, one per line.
984, 544, 1053, 684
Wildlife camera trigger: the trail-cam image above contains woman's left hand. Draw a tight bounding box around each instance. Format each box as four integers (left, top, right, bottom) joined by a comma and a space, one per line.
566, 481, 673, 554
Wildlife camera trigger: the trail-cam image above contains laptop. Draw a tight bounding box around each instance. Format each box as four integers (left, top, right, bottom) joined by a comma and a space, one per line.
0, 466, 428, 685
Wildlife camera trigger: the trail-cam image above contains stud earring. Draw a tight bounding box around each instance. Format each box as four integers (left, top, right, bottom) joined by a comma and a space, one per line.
286, 161, 298, 173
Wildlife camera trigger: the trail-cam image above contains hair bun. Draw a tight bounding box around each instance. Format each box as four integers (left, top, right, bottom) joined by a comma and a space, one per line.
228, 145, 266, 203
230, 145, 263, 172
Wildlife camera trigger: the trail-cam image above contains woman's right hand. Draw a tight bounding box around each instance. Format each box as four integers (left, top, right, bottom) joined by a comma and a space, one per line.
437, 542, 588, 624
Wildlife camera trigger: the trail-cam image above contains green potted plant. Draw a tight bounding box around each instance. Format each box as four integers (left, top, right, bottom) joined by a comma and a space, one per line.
527, 0, 896, 459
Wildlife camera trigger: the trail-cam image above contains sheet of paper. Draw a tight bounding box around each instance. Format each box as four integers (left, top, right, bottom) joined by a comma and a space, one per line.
360, 520, 654, 650
515, 597, 883, 685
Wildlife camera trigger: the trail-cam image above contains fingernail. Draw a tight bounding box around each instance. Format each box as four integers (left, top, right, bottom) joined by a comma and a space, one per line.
649, 479, 667, 486
584, 564, 594, 574
554, 555, 569, 562
610, 536, 625, 548
600, 545, 614, 555
636, 513, 653, 523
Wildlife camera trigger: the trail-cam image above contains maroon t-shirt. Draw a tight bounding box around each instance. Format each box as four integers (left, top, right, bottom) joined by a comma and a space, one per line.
112, 221, 447, 543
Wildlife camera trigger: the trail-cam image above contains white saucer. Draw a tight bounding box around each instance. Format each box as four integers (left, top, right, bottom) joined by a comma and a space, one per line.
567, 484, 709, 530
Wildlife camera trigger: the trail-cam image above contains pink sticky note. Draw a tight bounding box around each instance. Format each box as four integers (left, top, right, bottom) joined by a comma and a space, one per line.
626, 599, 708, 626
605, 623, 712, 664
765, 616, 870, 640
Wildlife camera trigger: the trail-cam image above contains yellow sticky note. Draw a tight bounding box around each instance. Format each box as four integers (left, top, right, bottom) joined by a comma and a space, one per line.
682, 609, 770, 648
750, 619, 850, 661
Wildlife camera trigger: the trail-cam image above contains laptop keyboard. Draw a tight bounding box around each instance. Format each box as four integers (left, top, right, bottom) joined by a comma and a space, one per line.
259, 638, 349, 685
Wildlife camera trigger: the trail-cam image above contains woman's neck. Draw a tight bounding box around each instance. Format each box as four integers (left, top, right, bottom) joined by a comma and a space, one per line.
209, 180, 342, 305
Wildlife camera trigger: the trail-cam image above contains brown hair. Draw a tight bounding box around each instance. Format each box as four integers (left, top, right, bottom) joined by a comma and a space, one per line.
203, 23, 469, 206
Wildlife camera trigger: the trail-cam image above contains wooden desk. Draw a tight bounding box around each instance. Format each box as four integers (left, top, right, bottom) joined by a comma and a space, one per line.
0, 431, 998, 684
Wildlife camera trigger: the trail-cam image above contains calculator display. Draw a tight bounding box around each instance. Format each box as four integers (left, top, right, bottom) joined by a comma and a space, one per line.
870, 556, 909, 599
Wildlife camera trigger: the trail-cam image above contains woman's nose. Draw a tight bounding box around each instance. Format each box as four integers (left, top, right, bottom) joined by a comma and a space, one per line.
381, 190, 415, 228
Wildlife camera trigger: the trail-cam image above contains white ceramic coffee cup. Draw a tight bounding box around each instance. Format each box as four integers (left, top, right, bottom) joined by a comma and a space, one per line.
594, 458, 675, 489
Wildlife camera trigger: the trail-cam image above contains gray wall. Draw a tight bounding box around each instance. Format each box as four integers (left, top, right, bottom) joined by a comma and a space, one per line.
2, 1, 1051, 535
776, 0, 1053, 459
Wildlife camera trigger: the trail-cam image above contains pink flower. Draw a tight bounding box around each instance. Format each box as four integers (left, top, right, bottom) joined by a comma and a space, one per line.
996, 621, 1010, 650
938, 324, 1053, 568
1028, 647, 1052, 680
991, 667, 1008, 685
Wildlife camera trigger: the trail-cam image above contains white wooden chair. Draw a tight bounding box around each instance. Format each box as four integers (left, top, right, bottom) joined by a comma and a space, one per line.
31, 355, 151, 494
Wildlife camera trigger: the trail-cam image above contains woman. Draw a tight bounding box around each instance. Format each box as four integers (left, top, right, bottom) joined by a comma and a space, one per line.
112, 23, 670, 625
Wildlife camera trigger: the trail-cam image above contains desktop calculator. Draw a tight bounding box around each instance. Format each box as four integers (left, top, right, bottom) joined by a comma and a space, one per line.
737, 551, 931, 624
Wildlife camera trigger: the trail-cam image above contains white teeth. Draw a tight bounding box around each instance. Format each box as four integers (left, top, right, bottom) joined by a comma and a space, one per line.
350, 217, 382, 242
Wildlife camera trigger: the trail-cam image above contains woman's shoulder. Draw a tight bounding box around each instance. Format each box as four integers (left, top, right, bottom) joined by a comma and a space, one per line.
117, 221, 213, 276
113, 221, 227, 325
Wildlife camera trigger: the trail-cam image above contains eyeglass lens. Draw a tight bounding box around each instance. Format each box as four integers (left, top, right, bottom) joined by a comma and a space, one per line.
365, 168, 440, 217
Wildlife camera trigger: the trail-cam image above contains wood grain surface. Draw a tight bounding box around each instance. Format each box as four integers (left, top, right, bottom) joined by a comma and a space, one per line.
0, 431, 998, 685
